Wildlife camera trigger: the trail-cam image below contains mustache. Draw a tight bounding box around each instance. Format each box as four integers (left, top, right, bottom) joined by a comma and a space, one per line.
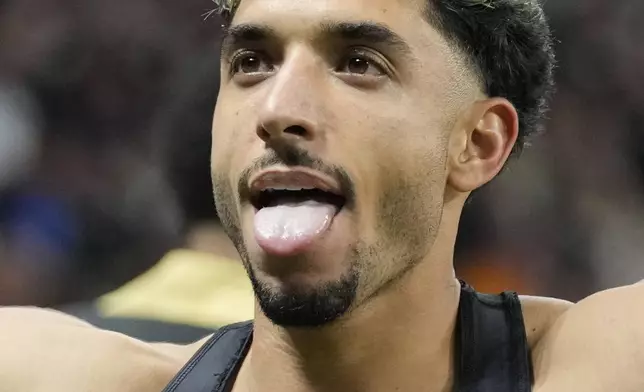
238, 145, 355, 205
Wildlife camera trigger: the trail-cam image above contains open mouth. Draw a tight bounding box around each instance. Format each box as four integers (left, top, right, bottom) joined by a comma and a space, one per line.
248, 169, 347, 212
248, 169, 348, 255
252, 188, 346, 211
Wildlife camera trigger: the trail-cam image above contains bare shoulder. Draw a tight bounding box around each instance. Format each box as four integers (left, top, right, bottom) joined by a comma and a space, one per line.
0, 307, 204, 392
527, 283, 644, 392
519, 295, 573, 347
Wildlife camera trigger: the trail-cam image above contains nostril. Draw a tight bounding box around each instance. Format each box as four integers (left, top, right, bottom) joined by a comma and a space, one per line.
257, 127, 271, 141
284, 125, 307, 137
257, 123, 311, 142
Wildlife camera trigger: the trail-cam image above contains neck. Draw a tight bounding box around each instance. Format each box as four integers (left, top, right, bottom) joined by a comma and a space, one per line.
235, 197, 468, 392
241, 259, 461, 392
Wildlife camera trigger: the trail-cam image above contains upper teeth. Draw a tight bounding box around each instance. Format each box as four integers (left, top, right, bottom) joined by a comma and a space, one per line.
264, 186, 314, 191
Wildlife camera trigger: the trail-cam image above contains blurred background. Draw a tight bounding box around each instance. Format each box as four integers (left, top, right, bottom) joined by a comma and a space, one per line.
0, 0, 642, 316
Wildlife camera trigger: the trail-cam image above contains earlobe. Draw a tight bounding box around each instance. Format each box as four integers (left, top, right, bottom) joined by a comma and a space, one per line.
447, 98, 518, 193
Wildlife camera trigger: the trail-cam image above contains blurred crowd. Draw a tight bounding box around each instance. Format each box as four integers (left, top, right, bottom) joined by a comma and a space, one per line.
0, 0, 642, 308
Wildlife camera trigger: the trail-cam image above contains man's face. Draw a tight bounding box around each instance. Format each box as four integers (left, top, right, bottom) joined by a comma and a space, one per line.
212, 0, 472, 326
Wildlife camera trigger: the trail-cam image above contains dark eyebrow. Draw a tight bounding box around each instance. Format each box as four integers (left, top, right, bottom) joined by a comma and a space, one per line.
221, 23, 278, 58
319, 21, 412, 56
220, 21, 413, 60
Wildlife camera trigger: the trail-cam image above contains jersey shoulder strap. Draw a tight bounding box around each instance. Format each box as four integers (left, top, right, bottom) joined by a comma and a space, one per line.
455, 282, 532, 392
162, 321, 252, 392
163, 284, 532, 392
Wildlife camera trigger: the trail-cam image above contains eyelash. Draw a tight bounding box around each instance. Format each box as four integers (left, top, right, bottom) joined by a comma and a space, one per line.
227, 47, 391, 80
228, 49, 273, 76
336, 47, 389, 76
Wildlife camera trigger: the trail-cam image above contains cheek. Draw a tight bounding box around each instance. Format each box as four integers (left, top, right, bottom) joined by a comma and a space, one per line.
211, 110, 243, 211
375, 101, 449, 190
349, 108, 447, 236
212, 101, 243, 154
211, 101, 258, 174
377, 142, 447, 217
372, 148, 447, 266
210, 134, 231, 192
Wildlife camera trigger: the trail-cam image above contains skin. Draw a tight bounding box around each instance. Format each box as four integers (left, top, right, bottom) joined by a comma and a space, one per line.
1, 0, 644, 391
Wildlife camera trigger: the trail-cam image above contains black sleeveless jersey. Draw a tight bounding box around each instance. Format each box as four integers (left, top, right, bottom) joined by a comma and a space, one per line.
162, 282, 532, 392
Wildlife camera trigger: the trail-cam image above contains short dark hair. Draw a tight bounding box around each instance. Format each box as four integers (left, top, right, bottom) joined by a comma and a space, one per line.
214, 0, 555, 156
425, 0, 555, 155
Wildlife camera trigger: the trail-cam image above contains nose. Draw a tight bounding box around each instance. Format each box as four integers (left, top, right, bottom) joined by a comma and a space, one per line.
256, 53, 323, 144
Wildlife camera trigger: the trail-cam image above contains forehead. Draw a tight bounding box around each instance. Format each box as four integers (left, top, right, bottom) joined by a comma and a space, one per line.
232, 0, 444, 51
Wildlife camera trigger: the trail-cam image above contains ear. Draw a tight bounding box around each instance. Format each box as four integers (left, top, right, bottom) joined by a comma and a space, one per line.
447, 98, 518, 192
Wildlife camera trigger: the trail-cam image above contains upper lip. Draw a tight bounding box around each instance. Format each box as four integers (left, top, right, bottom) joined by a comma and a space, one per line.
248, 167, 343, 197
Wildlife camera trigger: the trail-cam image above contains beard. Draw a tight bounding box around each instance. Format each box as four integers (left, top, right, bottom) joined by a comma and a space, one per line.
212, 145, 443, 329
246, 263, 359, 327
213, 172, 360, 327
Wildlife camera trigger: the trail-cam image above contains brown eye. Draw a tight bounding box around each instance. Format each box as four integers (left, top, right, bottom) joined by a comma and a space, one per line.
239, 55, 261, 73
232, 52, 273, 74
347, 57, 370, 74
339, 54, 386, 76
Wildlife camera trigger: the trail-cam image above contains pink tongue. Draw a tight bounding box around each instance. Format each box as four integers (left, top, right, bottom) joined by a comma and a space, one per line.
254, 201, 337, 255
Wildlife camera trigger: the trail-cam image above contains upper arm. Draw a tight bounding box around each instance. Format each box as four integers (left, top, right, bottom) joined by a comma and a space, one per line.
532, 284, 644, 392
0, 307, 186, 392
